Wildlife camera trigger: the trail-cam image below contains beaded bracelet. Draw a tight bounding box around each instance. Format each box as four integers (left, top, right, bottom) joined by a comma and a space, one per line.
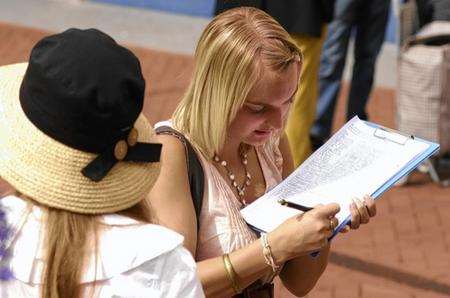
222, 253, 242, 294
260, 233, 280, 273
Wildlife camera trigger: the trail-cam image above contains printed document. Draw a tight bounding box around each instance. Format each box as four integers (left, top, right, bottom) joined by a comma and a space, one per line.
241, 117, 430, 233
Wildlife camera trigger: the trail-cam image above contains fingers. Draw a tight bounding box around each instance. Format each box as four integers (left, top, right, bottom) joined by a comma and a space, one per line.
340, 225, 351, 233
318, 217, 338, 239
295, 212, 305, 221
314, 203, 340, 218
354, 198, 370, 224
350, 196, 377, 229
327, 217, 339, 236
364, 195, 377, 217
321, 238, 329, 248
350, 201, 360, 229
330, 217, 339, 231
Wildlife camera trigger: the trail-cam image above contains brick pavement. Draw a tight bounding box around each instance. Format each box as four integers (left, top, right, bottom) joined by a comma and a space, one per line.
1, 23, 449, 298
0, 21, 194, 124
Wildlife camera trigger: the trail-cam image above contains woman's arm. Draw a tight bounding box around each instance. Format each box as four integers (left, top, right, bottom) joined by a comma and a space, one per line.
279, 245, 330, 296
277, 133, 331, 296
147, 135, 273, 296
277, 133, 377, 296
147, 134, 198, 254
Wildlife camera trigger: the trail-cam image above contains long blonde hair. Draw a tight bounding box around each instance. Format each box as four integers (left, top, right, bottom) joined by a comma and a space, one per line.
3, 190, 152, 298
172, 7, 302, 158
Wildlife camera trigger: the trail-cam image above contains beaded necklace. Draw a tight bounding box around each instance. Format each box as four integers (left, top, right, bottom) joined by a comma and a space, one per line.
214, 152, 252, 206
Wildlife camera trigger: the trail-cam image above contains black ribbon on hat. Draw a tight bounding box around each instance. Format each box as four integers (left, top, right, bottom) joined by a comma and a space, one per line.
81, 127, 162, 182
18, 28, 162, 182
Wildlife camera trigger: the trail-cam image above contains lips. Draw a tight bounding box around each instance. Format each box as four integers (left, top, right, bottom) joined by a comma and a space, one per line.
254, 129, 271, 136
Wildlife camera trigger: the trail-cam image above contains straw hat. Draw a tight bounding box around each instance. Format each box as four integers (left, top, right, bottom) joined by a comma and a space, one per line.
0, 29, 161, 214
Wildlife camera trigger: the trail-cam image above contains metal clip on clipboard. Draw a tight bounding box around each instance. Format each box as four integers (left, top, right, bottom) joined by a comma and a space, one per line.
373, 126, 414, 145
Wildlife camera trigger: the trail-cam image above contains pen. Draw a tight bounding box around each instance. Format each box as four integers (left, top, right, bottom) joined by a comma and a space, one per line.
278, 199, 313, 212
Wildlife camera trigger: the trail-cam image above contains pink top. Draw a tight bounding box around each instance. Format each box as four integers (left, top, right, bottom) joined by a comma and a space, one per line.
196, 134, 284, 261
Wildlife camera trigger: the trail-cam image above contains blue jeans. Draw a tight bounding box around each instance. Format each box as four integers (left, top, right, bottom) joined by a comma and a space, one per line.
311, 0, 391, 144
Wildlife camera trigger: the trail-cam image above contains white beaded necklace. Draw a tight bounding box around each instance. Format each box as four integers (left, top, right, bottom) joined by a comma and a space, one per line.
214, 152, 252, 206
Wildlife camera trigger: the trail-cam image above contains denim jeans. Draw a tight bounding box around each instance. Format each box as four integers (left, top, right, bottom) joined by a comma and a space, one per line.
311, 0, 391, 145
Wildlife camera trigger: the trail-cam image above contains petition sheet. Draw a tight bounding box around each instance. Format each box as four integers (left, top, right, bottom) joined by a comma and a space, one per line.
241, 117, 429, 233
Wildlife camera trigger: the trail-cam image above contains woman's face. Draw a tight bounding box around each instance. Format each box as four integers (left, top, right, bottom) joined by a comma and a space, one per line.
227, 61, 300, 147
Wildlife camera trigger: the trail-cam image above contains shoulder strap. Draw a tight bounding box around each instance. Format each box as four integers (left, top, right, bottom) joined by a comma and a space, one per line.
155, 126, 204, 231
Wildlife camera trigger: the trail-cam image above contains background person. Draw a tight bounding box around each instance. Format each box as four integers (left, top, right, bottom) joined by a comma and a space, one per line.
0, 28, 204, 298
310, 0, 391, 149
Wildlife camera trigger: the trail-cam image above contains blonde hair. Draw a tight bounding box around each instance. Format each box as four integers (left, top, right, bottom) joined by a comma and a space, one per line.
42, 201, 152, 298
172, 7, 302, 158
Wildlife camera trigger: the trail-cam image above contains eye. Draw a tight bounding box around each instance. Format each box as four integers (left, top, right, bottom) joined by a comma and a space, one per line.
245, 103, 265, 113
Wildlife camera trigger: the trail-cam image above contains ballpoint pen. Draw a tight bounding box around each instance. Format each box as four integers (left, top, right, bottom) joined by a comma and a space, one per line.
277, 199, 313, 212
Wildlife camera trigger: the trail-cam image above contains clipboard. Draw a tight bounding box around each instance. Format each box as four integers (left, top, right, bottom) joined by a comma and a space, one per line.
314, 120, 440, 256
329, 120, 440, 240
241, 117, 440, 257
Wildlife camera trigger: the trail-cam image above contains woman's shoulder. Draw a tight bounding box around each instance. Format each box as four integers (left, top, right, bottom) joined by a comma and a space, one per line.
1, 195, 185, 252
95, 220, 203, 297
100, 214, 184, 248
1, 196, 188, 284
100, 214, 184, 243
153, 120, 188, 155
82, 215, 186, 282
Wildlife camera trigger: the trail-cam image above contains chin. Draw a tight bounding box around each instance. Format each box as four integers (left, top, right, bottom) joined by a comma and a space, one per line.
244, 133, 272, 146
245, 140, 266, 147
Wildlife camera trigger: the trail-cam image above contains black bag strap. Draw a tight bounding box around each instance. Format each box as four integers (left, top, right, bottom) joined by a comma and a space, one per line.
155, 126, 204, 230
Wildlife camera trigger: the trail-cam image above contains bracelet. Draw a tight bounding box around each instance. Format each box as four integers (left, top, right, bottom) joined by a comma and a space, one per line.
222, 253, 241, 294
260, 233, 280, 273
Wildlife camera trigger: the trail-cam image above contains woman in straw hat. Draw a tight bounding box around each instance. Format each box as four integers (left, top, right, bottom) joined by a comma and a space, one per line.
0, 28, 204, 297
149, 7, 377, 297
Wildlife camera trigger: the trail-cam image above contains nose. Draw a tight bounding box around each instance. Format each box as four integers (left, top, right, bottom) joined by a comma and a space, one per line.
268, 107, 284, 130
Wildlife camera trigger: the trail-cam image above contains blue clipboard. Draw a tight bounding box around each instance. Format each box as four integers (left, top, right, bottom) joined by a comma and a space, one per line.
329, 121, 440, 240
307, 121, 440, 257
247, 119, 440, 257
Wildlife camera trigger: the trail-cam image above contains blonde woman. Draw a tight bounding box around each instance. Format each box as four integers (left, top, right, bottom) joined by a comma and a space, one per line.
149, 7, 376, 298
0, 28, 204, 297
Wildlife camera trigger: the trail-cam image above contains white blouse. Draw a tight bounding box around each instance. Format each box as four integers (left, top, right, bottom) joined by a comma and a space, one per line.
0, 195, 204, 298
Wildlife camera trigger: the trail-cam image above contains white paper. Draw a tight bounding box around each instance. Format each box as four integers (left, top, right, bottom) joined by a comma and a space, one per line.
241, 117, 429, 233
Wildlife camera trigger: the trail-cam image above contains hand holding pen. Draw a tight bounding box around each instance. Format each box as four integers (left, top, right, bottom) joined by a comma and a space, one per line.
277, 195, 377, 233
278, 199, 337, 232
267, 202, 340, 259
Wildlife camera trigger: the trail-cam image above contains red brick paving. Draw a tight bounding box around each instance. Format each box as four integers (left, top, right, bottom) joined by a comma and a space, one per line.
0, 21, 194, 124
1, 23, 449, 298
